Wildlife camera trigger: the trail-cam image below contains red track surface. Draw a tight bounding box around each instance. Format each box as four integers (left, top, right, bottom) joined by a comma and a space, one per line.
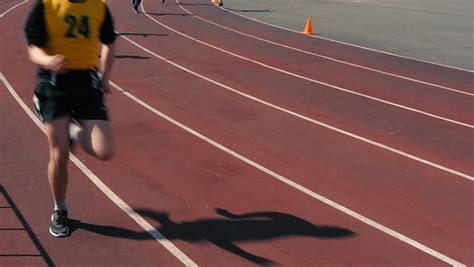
1, 0, 473, 266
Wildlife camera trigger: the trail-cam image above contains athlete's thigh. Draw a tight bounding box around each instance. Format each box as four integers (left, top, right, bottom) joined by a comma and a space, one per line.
79, 119, 112, 153
44, 116, 70, 152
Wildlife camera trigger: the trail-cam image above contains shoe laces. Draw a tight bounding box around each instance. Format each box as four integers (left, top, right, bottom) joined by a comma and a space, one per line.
52, 210, 68, 224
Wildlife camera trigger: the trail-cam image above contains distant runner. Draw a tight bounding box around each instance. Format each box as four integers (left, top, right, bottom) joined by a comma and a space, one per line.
133, 0, 166, 13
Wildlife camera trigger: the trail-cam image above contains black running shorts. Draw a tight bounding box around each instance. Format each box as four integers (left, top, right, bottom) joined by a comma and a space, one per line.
33, 69, 108, 122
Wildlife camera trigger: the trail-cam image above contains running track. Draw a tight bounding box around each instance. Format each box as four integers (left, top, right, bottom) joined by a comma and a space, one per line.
0, 0, 473, 266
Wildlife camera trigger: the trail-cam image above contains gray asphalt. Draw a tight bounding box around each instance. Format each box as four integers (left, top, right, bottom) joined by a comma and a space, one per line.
225, 0, 473, 70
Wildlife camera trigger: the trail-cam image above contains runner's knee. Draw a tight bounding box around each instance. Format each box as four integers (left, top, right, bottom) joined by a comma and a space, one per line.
49, 146, 69, 166
94, 144, 113, 161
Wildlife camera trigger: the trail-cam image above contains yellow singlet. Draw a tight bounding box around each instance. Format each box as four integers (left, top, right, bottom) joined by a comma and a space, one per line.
43, 0, 106, 69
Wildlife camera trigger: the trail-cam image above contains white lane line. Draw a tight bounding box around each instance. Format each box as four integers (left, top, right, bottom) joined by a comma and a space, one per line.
219, 4, 474, 74
176, 0, 473, 96
0, 0, 29, 18
109, 80, 466, 267
141, 2, 473, 129
117, 33, 474, 181
0, 73, 197, 267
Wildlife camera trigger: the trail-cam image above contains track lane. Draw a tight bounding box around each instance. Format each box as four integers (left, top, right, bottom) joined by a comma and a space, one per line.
176, 0, 474, 92
109, 1, 473, 176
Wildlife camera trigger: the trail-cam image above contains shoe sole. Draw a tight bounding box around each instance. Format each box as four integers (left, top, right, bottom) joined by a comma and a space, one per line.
49, 227, 70, 237
50, 213, 70, 237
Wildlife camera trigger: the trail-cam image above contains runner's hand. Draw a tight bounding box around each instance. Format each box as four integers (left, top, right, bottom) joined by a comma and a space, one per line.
101, 79, 112, 95
45, 55, 67, 73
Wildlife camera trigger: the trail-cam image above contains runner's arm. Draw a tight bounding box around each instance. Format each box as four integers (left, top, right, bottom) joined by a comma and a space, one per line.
99, 43, 115, 94
24, 0, 66, 73
99, 5, 117, 94
27, 46, 66, 73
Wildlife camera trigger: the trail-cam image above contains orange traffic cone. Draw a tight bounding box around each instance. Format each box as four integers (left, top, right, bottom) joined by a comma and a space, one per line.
211, 0, 223, 6
302, 17, 314, 35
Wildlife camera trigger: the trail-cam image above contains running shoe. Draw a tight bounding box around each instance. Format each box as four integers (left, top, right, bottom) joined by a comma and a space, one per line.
49, 210, 70, 237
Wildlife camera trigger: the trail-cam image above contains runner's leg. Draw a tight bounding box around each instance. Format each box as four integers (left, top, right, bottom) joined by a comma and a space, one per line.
44, 116, 70, 205
70, 119, 113, 161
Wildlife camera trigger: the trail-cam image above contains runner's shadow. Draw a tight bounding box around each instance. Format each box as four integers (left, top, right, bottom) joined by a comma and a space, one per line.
115, 55, 150, 59
147, 12, 193, 16
225, 8, 273, 13
69, 208, 355, 265
118, 32, 169, 37
178, 3, 213, 6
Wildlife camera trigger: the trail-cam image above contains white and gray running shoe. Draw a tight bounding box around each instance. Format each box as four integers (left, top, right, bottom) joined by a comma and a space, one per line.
49, 210, 70, 237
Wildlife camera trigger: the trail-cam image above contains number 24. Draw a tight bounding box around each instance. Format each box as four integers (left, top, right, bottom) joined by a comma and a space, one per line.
64, 15, 90, 39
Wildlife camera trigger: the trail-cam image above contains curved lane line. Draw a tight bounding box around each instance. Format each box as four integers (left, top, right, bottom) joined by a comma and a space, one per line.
117, 33, 473, 181
0, 73, 197, 267
141, 2, 473, 128
218, 3, 474, 73
108, 79, 466, 267
177, 0, 473, 96
0, 0, 29, 18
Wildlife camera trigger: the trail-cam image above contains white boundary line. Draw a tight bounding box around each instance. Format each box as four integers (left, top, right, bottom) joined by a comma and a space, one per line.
0, 0, 29, 18
218, 3, 474, 73
0, 73, 197, 267
141, 2, 473, 129
108, 79, 465, 267
176, 0, 473, 96
117, 33, 474, 181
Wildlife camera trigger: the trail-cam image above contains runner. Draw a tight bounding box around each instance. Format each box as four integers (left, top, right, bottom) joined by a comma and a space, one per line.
24, 0, 117, 237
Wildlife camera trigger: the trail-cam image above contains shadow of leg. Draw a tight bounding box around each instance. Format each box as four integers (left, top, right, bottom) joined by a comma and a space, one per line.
209, 237, 274, 265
